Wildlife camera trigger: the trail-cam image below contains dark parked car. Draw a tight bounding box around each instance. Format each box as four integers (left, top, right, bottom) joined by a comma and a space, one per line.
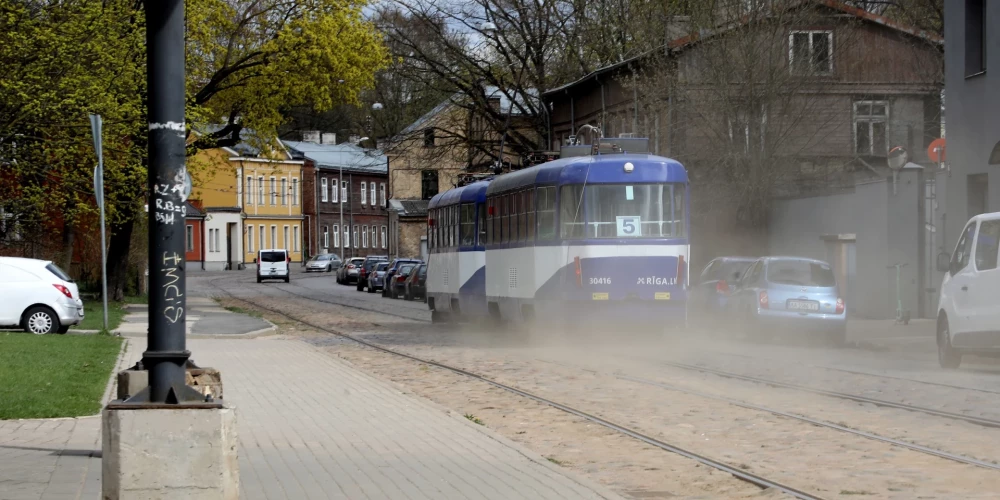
366, 262, 389, 293
690, 257, 756, 323
390, 263, 417, 298
404, 263, 427, 301
337, 257, 365, 285
357, 255, 389, 292
382, 258, 422, 298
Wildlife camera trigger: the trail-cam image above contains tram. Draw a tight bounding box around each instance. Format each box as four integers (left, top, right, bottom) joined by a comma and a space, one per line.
425, 137, 690, 327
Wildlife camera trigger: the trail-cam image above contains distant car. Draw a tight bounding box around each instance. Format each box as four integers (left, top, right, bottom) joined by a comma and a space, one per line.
0, 257, 83, 334
390, 263, 418, 298
691, 257, 756, 322
356, 255, 389, 292
366, 262, 389, 293
337, 257, 365, 285
935, 211, 1000, 368
383, 258, 422, 298
404, 263, 427, 301
305, 253, 341, 273
256, 249, 290, 283
729, 257, 846, 345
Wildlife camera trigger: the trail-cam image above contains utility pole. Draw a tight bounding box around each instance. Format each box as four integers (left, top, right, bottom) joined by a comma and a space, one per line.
120, 0, 205, 405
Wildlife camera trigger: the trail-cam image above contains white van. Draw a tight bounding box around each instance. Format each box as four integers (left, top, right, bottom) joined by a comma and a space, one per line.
256, 249, 290, 283
935, 212, 1000, 368
0, 257, 84, 334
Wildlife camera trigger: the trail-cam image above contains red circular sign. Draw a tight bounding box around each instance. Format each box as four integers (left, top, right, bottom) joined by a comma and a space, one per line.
928, 138, 946, 163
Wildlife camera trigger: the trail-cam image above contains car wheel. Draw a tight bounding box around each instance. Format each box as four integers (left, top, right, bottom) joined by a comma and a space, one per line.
326, 266, 332, 273
24, 307, 59, 335
284, 277, 290, 283
937, 315, 961, 369
405, 289, 412, 301
367, 284, 376, 293
257, 277, 262, 283
57, 325, 70, 334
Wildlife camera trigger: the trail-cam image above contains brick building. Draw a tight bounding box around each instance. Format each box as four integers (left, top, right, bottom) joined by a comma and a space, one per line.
285, 137, 389, 260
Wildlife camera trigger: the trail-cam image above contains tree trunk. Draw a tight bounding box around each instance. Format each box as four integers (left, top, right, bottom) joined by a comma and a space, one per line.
106, 217, 135, 301
60, 220, 75, 274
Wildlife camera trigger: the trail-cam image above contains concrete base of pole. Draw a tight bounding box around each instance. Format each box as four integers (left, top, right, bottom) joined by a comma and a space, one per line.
102, 406, 238, 500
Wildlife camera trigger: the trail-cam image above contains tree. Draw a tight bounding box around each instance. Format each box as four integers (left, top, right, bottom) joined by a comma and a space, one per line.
0, 0, 390, 300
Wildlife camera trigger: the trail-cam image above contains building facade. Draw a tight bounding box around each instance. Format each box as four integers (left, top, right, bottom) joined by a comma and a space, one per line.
193, 139, 305, 271
183, 201, 205, 269
285, 138, 389, 260
943, 1, 998, 250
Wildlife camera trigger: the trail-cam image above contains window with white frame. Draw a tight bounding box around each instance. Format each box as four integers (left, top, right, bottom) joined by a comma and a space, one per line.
257, 176, 264, 205
247, 226, 254, 253
281, 178, 288, 205
381, 225, 387, 249
332, 224, 340, 248
344, 226, 350, 248
341, 181, 347, 203
321, 178, 328, 202
270, 177, 277, 205
213, 228, 221, 253
245, 176, 253, 205
728, 105, 767, 152
330, 178, 338, 202
186, 225, 194, 252
362, 225, 368, 248
371, 226, 377, 249
353, 226, 359, 250
379, 183, 386, 207
283, 226, 290, 251
259, 225, 265, 251
323, 226, 329, 248
370, 183, 376, 206
293, 225, 300, 252
789, 30, 832, 75
271, 225, 277, 249
292, 178, 299, 205
854, 100, 888, 156
207, 229, 213, 252
360, 182, 367, 205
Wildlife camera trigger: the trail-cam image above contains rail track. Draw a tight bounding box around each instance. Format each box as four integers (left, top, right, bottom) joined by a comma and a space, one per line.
207, 278, 826, 500
653, 359, 1000, 429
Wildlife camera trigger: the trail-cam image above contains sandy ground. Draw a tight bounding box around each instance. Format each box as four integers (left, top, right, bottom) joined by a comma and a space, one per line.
212, 280, 1000, 500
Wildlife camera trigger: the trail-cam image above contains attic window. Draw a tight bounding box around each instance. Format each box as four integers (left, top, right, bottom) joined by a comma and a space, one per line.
423, 128, 435, 148
789, 30, 833, 75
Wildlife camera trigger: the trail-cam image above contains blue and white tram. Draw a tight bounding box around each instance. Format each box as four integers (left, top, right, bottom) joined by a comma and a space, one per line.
425, 180, 490, 322
483, 153, 690, 326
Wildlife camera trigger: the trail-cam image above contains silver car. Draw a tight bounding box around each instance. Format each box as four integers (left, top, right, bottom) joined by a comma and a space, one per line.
306, 253, 341, 273
337, 257, 365, 285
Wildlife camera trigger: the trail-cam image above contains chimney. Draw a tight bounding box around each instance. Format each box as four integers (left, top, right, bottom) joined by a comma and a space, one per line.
302, 130, 321, 144
665, 15, 691, 44
321, 132, 336, 145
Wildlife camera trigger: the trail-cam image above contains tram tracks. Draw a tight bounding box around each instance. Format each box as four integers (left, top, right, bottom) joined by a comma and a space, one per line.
206, 278, 826, 500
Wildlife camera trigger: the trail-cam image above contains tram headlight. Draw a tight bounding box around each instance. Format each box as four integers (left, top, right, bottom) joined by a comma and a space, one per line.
624, 162, 635, 173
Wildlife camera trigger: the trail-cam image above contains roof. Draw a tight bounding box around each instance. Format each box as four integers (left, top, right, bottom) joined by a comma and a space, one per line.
398, 85, 538, 137
195, 124, 286, 158
389, 199, 429, 217
184, 202, 205, 219
428, 180, 490, 209
486, 154, 687, 195
283, 141, 387, 174
543, 0, 943, 98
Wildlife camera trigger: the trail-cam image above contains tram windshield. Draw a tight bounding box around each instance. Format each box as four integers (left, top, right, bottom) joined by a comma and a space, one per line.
560, 183, 686, 239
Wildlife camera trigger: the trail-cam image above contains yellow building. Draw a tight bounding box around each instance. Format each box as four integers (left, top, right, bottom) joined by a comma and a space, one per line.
192, 140, 305, 270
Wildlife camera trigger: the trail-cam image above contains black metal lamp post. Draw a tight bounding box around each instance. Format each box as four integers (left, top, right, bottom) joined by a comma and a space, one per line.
112, 0, 216, 407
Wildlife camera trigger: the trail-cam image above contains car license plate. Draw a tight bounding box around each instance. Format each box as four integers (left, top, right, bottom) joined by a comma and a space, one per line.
787, 300, 819, 311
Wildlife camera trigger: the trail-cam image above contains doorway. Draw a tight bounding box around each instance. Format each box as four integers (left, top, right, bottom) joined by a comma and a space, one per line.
822, 234, 856, 316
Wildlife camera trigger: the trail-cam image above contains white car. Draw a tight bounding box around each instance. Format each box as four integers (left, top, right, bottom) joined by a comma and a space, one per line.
256, 249, 290, 283
0, 257, 84, 334
935, 211, 1000, 368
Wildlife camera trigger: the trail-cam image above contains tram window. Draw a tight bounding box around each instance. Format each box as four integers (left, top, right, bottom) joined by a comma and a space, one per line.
560, 185, 585, 239
477, 204, 487, 246
460, 204, 475, 246
526, 190, 535, 241
511, 193, 519, 242
452, 205, 458, 247
536, 186, 556, 240
501, 195, 509, 243
517, 191, 526, 241
583, 183, 687, 238
486, 198, 494, 244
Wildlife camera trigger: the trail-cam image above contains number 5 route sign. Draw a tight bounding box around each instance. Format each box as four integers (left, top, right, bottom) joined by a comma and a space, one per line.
616, 216, 642, 237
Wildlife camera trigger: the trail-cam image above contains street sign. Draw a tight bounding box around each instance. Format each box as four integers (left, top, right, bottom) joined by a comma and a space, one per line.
89, 114, 109, 332
927, 138, 946, 163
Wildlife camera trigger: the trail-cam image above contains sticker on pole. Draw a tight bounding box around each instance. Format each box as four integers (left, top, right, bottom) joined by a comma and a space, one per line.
616, 216, 641, 237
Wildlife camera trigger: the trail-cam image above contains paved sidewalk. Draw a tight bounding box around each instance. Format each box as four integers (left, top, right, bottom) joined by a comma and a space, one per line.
115, 297, 273, 337
1, 337, 620, 500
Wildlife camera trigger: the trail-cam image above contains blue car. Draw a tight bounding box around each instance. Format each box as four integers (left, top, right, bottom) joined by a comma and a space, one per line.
366, 262, 389, 293
729, 256, 846, 345
691, 257, 756, 321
